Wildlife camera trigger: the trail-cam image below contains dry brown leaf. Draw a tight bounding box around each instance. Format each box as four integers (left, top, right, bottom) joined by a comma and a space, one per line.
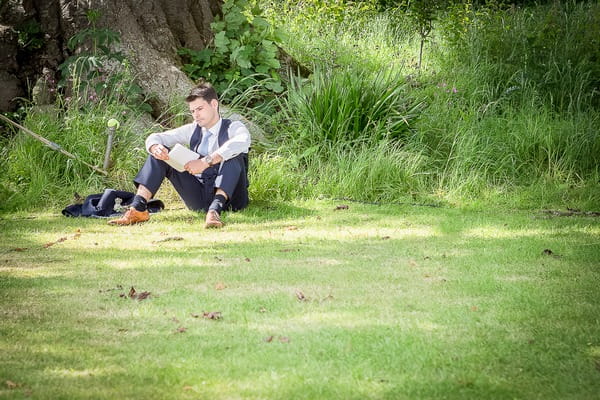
542, 248, 561, 258
215, 282, 227, 290
5, 380, 18, 389
43, 236, 67, 248
295, 290, 307, 301
126, 287, 151, 301
203, 311, 222, 320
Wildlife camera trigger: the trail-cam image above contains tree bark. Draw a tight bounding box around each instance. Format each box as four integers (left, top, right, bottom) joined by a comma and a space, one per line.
0, 0, 222, 113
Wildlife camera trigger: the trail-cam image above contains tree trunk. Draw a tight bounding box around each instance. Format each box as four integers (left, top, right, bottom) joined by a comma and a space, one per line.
0, 0, 222, 114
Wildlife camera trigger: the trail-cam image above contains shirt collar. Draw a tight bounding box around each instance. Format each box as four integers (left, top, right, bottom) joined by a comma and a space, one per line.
203, 118, 222, 135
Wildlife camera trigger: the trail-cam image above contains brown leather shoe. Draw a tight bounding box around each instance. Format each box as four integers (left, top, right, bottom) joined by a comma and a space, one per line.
108, 207, 150, 225
205, 210, 223, 228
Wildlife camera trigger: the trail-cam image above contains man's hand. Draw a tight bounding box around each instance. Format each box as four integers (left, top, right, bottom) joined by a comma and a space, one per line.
184, 158, 210, 175
150, 144, 169, 160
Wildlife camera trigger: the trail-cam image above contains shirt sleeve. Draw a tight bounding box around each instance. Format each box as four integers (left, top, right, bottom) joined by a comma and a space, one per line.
214, 120, 251, 161
145, 123, 196, 153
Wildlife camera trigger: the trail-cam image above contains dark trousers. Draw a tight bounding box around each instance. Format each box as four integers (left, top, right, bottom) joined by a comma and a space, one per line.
134, 154, 249, 212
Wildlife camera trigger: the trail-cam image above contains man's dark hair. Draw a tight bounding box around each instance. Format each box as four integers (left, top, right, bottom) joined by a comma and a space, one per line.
185, 82, 219, 103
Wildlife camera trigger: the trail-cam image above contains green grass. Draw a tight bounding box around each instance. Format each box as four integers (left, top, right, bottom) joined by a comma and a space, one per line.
1, 200, 599, 399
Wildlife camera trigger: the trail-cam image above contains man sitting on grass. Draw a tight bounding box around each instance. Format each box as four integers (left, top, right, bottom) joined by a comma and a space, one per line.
109, 81, 250, 228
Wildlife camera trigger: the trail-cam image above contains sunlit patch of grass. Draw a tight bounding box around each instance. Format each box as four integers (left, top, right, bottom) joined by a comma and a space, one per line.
1, 200, 599, 399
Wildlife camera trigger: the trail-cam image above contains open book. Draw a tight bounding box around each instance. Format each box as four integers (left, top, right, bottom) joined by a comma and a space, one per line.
164, 143, 200, 172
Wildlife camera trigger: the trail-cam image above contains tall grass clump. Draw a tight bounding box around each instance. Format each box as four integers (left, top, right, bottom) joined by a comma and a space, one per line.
248, 66, 432, 204
281, 67, 424, 150
441, 0, 600, 113
406, 0, 600, 205
0, 70, 152, 212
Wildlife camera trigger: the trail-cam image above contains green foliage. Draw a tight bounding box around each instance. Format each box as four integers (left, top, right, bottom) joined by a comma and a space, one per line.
0, 97, 149, 211
280, 67, 424, 151
57, 10, 150, 113
441, 0, 600, 112
16, 19, 45, 50
178, 0, 285, 100
58, 10, 124, 83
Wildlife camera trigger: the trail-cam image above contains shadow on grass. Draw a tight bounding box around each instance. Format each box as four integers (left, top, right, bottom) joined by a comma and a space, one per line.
1, 201, 600, 398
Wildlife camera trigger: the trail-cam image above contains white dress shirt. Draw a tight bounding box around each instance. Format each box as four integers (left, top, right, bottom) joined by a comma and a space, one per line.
145, 118, 251, 161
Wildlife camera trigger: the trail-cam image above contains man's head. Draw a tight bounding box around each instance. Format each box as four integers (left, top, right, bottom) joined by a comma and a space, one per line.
186, 82, 220, 128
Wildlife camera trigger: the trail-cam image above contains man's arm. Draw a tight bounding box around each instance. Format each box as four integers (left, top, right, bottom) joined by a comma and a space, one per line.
145, 123, 196, 153
212, 121, 251, 162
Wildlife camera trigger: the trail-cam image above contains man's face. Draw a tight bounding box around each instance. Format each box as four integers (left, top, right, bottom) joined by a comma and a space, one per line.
188, 98, 219, 128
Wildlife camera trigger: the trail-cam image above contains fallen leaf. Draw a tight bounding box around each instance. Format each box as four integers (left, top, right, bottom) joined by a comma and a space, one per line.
5, 380, 18, 389
334, 204, 349, 211
136, 291, 151, 300
215, 282, 227, 290
542, 248, 561, 258
43, 236, 67, 248
295, 290, 307, 301
203, 311, 222, 320
126, 287, 151, 301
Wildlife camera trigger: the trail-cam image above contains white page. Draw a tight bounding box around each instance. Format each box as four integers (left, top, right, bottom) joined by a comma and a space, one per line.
164, 143, 199, 172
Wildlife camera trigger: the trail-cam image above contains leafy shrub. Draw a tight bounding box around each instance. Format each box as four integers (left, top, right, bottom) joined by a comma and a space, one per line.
57, 10, 151, 113
178, 0, 285, 100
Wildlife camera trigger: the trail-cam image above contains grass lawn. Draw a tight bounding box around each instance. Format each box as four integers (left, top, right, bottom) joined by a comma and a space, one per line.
1, 199, 599, 399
